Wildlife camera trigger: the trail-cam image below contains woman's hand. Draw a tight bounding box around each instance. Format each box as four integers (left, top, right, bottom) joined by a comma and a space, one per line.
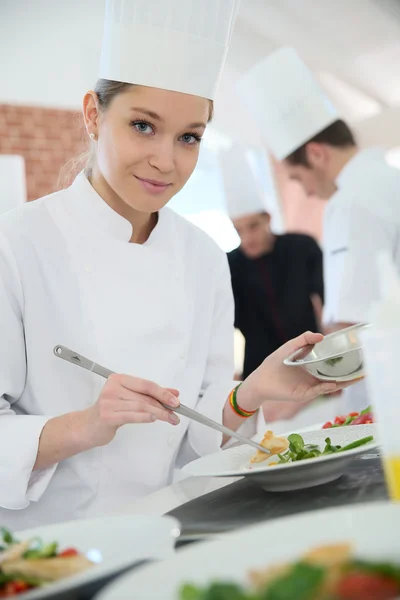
85, 374, 181, 447
237, 331, 357, 410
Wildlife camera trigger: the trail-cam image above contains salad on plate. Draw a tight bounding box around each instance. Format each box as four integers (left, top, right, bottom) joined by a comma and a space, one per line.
0, 527, 93, 596
180, 542, 400, 600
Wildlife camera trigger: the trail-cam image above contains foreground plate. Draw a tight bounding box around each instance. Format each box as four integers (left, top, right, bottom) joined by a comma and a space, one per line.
10, 514, 180, 599
183, 424, 378, 491
94, 501, 399, 600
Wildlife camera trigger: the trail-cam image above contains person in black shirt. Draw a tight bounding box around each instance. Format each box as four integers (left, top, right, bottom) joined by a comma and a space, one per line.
228, 211, 323, 379
221, 144, 324, 423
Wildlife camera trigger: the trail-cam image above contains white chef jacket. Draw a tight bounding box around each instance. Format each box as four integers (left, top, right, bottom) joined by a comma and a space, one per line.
323, 147, 400, 411
0, 173, 255, 529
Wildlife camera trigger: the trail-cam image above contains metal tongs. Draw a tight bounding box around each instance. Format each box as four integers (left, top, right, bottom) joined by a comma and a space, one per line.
53, 345, 270, 455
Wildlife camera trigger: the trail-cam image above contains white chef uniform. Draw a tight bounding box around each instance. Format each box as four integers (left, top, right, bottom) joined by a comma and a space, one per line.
237, 47, 400, 414
219, 144, 267, 219
323, 147, 400, 412
0, 0, 246, 529
323, 147, 400, 325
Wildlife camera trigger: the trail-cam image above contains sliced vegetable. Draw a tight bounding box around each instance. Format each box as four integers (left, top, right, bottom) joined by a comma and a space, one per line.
335, 572, 399, 600
337, 436, 374, 453
58, 548, 79, 558
323, 407, 374, 429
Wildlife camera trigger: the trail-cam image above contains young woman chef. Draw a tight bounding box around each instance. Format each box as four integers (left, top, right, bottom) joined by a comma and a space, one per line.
0, 0, 349, 529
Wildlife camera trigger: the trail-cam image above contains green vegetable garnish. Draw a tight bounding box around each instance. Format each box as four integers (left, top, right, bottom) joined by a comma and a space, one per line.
276, 432, 373, 465
325, 356, 343, 367
24, 541, 58, 560
264, 563, 326, 600
1, 528, 15, 546
179, 582, 254, 599
350, 560, 400, 584
287, 434, 304, 454
337, 436, 374, 452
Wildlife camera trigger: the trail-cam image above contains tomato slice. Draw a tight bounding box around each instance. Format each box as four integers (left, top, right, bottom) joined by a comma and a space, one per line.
58, 547, 79, 557
322, 421, 333, 429
1, 581, 30, 596
336, 572, 399, 599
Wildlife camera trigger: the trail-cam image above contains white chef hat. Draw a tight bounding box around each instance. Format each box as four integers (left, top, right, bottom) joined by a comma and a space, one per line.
0, 155, 26, 214
220, 144, 267, 220
237, 47, 339, 160
99, 0, 241, 100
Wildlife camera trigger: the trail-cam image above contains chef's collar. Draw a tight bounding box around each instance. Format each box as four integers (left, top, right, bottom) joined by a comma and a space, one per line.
336, 147, 386, 189
69, 172, 135, 242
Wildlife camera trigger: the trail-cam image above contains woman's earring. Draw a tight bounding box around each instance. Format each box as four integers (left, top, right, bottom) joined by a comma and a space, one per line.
89, 132, 97, 141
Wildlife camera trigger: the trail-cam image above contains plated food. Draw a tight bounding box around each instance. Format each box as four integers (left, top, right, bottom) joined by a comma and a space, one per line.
250, 430, 374, 467
0, 515, 179, 600
322, 406, 374, 429
92, 503, 399, 600
182, 424, 378, 491
180, 542, 400, 599
0, 528, 93, 596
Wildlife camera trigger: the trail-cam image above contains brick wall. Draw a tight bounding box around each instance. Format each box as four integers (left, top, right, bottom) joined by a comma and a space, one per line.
0, 104, 87, 201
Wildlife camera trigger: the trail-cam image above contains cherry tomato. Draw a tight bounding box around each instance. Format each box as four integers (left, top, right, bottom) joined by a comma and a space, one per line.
351, 413, 374, 426
349, 412, 359, 417
336, 572, 399, 599
322, 421, 333, 429
58, 547, 79, 557
335, 416, 346, 425
2, 581, 29, 596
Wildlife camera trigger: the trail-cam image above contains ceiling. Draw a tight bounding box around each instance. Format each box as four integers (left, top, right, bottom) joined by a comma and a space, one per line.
2, 0, 400, 152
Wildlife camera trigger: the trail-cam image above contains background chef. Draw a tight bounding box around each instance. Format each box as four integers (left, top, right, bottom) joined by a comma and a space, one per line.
238, 46, 400, 413
221, 143, 324, 423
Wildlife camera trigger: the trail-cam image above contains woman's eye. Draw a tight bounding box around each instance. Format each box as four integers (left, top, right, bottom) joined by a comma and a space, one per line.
132, 121, 154, 135
180, 133, 202, 146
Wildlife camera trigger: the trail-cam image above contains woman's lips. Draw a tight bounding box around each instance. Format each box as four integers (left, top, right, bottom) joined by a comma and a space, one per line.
134, 175, 171, 195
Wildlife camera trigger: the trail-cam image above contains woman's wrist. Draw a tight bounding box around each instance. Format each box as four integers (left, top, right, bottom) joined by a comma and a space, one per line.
80, 407, 116, 449
235, 374, 262, 413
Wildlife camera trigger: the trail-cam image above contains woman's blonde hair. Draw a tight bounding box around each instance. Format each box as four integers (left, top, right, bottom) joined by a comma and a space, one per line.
59, 79, 214, 188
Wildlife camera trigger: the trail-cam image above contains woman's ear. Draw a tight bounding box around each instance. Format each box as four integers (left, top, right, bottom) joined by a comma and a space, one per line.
83, 91, 100, 139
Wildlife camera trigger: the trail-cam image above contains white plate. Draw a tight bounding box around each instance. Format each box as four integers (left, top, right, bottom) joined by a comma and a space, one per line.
183, 424, 378, 491
94, 501, 399, 600
7, 514, 180, 599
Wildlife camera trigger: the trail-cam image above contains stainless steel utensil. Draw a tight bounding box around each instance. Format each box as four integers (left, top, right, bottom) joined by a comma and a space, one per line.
53, 345, 270, 455
283, 323, 371, 382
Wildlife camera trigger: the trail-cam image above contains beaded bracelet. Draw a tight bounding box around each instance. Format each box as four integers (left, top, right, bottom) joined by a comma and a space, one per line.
229, 384, 258, 418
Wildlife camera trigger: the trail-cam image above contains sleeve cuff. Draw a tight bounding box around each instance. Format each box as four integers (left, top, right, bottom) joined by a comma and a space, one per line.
188, 381, 259, 456
0, 415, 58, 510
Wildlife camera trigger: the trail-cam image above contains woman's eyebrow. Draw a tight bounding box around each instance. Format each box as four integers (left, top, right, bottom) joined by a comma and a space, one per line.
130, 107, 206, 129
